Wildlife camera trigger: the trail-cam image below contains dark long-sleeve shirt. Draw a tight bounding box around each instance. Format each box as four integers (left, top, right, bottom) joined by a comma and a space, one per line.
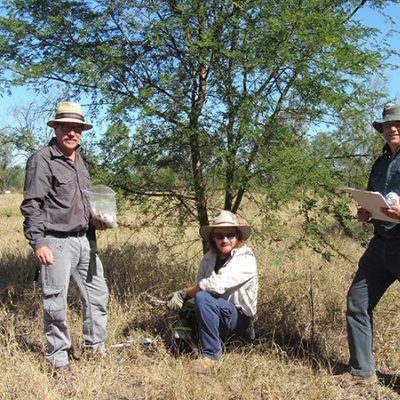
367, 143, 400, 236
20, 138, 91, 250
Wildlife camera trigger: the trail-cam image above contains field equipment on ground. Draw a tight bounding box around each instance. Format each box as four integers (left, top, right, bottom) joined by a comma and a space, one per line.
110, 338, 153, 348
148, 298, 168, 306
148, 295, 199, 356
168, 299, 199, 356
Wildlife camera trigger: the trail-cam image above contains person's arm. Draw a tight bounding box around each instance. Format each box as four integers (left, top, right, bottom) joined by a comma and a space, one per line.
357, 207, 372, 222
184, 284, 201, 298
20, 155, 53, 264
197, 248, 257, 295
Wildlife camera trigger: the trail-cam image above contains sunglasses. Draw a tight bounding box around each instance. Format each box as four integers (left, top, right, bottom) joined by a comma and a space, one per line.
213, 232, 237, 240
59, 124, 83, 134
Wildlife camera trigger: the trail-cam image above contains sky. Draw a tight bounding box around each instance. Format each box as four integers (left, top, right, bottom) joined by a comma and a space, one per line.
357, 3, 400, 100
0, 3, 399, 129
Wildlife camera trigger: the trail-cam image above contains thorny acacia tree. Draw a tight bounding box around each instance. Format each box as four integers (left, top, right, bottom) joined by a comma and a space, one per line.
0, 0, 398, 242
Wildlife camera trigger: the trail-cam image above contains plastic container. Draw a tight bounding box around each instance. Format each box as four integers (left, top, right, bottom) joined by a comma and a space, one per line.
88, 185, 117, 229
385, 192, 400, 206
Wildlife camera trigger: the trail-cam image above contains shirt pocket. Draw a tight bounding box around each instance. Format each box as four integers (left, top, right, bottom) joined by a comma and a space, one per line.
52, 169, 75, 198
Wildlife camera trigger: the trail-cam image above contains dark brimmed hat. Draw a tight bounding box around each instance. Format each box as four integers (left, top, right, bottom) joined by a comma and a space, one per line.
372, 104, 400, 133
47, 101, 93, 130
199, 210, 251, 241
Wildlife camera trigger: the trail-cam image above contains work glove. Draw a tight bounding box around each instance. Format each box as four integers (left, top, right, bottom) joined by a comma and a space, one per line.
166, 290, 187, 310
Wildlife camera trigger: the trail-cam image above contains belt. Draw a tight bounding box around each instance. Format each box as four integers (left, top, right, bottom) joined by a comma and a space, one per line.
46, 230, 87, 238
376, 233, 400, 240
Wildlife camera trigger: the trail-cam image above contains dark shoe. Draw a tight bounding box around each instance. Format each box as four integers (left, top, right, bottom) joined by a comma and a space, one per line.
333, 372, 378, 388
67, 345, 81, 361
51, 365, 76, 381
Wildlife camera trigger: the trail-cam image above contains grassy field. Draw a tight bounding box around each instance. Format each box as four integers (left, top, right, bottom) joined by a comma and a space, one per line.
1, 193, 400, 399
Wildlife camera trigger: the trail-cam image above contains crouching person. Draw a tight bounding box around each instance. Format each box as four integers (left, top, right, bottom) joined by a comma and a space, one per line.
166, 210, 258, 374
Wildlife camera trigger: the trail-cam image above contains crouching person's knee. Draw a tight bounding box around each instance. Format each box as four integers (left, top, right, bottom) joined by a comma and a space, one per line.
194, 290, 214, 310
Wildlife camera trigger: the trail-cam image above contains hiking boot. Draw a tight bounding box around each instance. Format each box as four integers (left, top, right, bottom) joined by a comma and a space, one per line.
333, 372, 378, 388
51, 365, 76, 381
82, 342, 107, 361
191, 357, 218, 375
67, 345, 81, 361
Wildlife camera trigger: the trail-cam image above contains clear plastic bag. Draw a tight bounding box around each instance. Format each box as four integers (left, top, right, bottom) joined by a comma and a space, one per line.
87, 185, 118, 229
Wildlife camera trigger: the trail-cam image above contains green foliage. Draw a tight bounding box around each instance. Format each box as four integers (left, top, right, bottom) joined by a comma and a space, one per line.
0, 137, 24, 192
0, 101, 56, 155
0, 0, 398, 254
0, 164, 24, 192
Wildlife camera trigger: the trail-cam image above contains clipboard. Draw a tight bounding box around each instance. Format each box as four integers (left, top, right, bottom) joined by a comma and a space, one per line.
348, 188, 398, 223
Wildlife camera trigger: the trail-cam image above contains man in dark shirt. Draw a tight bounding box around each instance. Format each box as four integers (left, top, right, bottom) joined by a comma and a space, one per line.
334, 104, 400, 387
20, 101, 109, 377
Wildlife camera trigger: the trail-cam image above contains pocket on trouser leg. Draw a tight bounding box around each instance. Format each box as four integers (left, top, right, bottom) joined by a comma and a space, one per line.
42, 286, 66, 321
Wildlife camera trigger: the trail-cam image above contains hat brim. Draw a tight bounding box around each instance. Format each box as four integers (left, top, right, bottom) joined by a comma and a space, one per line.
200, 224, 251, 241
372, 120, 384, 133
372, 118, 400, 133
47, 118, 93, 131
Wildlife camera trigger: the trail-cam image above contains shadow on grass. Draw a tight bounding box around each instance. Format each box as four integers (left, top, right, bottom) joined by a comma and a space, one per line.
253, 310, 400, 394
377, 372, 400, 393
3, 247, 400, 394
15, 334, 43, 355
0, 251, 37, 303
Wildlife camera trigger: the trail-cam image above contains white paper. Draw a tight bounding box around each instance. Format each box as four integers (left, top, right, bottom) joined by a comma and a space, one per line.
348, 188, 398, 223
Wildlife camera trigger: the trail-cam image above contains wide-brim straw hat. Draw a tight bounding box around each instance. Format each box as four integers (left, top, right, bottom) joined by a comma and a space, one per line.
372, 103, 400, 133
47, 101, 93, 130
199, 210, 251, 241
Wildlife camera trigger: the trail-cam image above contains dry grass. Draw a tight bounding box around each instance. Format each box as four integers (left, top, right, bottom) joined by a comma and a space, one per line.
1, 193, 400, 399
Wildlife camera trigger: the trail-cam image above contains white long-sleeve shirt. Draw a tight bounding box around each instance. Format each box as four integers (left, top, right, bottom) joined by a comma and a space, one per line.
196, 246, 258, 317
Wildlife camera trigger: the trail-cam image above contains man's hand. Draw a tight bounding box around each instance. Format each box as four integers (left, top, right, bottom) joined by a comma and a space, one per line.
357, 207, 372, 222
166, 290, 187, 310
381, 204, 400, 220
35, 246, 54, 265
92, 216, 109, 231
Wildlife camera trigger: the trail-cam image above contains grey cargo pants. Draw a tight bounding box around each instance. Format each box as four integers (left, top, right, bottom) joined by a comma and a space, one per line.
40, 234, 108, 368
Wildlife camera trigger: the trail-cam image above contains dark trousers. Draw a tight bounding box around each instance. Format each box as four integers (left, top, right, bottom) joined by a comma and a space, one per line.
346, 235, 400, 376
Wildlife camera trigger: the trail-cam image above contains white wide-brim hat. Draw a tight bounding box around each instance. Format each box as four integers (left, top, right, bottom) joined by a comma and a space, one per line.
200, 210, 251, 241
47, 101, 93, 130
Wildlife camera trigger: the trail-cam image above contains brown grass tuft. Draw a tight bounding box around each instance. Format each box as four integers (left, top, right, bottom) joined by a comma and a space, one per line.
1, 193, 400, 399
